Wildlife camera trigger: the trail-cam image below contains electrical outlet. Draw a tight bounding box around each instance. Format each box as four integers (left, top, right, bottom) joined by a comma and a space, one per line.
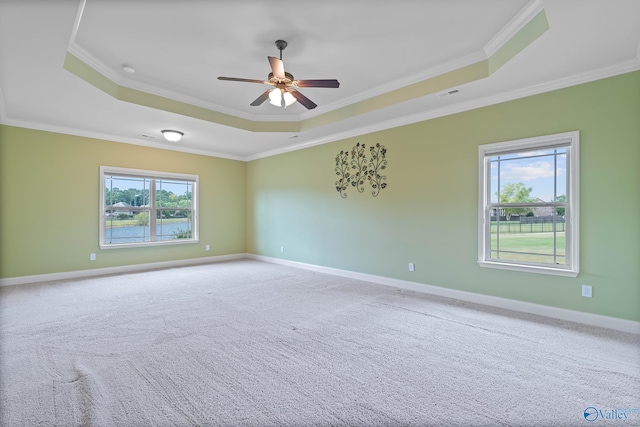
205, 245, 210, 251
582, 285, 592, 298
90, 253, 96, 261
280, 246, 284, 253
408, 262, 415, 272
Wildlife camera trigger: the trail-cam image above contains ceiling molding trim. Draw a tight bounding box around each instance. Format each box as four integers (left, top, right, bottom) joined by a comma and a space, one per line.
67, 43, 122, 88
245, 1, 540, 124
484, 0, 544, 57
269, 5, 549, 134
64, 52, 301, 133
246, 62, 640, 162
72, 46, 294, 123
67, 0, 294, 123
0, 117, 246, 161
63, 52, 119, 98
488, 8, 549, 74
6, 61, 636, 163
307, 50, 489, 119
503, 59, 640, 99
64, 1, 548, 136
67, 30, 279, 123
68, 46, 292, 124
299, 60, 490, 133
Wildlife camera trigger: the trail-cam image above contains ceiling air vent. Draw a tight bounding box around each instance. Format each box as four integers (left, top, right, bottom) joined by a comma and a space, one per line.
437, 88, 462, 98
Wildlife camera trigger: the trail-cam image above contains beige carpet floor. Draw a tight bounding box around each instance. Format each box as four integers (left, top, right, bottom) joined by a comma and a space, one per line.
1, 260, 639, 426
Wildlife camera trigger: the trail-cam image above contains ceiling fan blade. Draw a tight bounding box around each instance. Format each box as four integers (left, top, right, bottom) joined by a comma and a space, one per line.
250, 90, 272, 106
294, 79, 340, 88
268, 56, 285, 79
289, 90, 317, 110
218, 76, 270, 84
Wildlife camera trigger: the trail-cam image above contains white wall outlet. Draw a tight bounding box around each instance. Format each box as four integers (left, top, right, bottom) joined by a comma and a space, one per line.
582, 285, 592, 298
280, 246, 284, 253
408, 262, 415, 272
205, 245, 210, 251
90, 253, 96, 261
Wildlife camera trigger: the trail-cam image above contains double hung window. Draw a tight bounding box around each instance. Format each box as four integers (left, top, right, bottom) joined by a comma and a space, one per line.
478, 132, 579, 276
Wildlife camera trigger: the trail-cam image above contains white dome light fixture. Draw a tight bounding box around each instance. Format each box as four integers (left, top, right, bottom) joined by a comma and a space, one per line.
122, 64, 136, 74
161, 130, 184, 142
268, 89, 296, 108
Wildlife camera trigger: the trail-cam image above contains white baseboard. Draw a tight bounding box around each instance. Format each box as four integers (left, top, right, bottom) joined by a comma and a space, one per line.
0, 253, 247, 287
248, 254, 640, 335
3, 252, 637, 334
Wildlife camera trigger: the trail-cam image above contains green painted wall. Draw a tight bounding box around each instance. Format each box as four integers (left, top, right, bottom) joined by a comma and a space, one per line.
247, 71, 640, 322
1, 72, 638, 322
0, 126, 246, 278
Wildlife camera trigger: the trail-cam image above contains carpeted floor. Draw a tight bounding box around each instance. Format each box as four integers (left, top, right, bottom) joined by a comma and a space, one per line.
1, 260, 639, 426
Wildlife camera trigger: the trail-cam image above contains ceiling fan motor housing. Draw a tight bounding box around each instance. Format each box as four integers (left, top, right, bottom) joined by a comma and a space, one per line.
268, 71, 294, 86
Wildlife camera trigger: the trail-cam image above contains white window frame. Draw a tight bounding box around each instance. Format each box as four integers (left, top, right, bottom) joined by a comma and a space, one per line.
100, 166, 199, 249
478, 131, 579, 277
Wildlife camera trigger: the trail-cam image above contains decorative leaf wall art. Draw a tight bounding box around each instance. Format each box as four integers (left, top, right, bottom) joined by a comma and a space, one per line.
335, 142, 387, 198
368, 143, 388, 197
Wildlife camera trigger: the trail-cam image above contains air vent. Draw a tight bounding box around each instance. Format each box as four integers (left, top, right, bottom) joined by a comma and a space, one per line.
437, 88, 462, 98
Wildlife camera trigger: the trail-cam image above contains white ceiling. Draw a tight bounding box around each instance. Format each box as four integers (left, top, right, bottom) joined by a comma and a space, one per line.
1, 0, 639, 161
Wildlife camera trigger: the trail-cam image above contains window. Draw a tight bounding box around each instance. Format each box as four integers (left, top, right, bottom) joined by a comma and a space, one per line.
478, 131, 579, 276
100, 166, 198, 248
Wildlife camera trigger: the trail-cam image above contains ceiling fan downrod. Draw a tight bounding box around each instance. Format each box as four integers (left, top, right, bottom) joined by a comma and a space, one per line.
275, 39, 287, 60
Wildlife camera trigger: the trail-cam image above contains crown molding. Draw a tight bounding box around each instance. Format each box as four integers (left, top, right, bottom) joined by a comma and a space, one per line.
66, 0, 546, 128
305, 0, 545, 119
246, 60, 640, 162
5, 60, 637, 163
67, 42, 278, 123
0, 117, 245, 161
306, 50, 488, 120
484, 0, 544, 57
67, 1, 299, 123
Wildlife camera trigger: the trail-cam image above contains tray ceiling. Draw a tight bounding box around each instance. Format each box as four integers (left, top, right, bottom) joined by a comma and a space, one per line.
1, 0, 639, 160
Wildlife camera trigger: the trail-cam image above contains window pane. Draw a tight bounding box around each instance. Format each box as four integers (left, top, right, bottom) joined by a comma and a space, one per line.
104, 175, 150, 208
156, 179, 193, 208
490, 148, 567, 204
490, 215, 566, 265
104, 211, 151, 244
156, 210, 193, 241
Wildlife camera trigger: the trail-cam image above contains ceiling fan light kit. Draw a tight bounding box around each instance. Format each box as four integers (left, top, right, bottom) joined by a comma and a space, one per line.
218, 40, 339, 110
269, 89, 296, 107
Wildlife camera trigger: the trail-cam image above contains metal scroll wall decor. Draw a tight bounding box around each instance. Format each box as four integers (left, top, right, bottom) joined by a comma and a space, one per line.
334, 142, 387, 198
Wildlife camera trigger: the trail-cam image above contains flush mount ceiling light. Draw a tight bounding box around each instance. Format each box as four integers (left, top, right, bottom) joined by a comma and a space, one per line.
122, 64, 136, 74
161, 130, 184, 142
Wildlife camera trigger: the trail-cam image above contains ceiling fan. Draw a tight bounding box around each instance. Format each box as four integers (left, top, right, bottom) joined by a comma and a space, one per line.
217, 40, 339, 110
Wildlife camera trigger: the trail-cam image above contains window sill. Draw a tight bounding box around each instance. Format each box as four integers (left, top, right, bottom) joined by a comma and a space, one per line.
100, 239, 199, 250
478, 260, 578, 277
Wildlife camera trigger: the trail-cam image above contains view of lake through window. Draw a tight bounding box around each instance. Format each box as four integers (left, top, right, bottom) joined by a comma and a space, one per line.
101, 168, 198, 248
